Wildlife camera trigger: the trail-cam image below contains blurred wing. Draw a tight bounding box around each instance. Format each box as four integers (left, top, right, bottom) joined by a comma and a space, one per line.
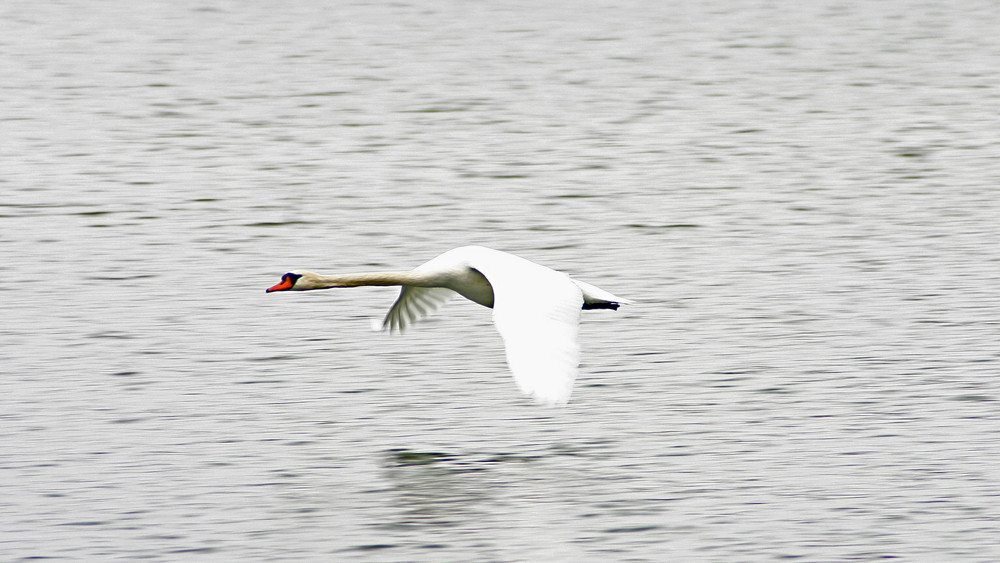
382, 286, 456, 333
469, 251, 583, 406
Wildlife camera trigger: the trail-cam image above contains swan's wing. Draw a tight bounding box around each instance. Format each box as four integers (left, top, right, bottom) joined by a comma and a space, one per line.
467, 250, 583, 406
382, 286, 456, 333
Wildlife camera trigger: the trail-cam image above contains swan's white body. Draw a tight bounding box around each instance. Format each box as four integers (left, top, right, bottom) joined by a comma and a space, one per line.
266, 246, 629, 405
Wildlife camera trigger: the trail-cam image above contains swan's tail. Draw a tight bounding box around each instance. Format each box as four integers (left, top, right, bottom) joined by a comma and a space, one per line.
572, 279, 632, 310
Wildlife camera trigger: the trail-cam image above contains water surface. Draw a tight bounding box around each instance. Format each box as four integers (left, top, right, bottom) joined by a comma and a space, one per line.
3, 1, 1000, 560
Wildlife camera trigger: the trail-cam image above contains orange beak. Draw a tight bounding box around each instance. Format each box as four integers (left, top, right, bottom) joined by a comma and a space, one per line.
266, 277, 295, 293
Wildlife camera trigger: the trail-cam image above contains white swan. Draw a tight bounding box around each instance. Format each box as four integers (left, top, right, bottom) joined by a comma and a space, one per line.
265, 246, 630, 405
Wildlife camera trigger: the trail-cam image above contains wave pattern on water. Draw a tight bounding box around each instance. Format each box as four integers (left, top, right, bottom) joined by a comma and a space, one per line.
3, 0, 1000, 561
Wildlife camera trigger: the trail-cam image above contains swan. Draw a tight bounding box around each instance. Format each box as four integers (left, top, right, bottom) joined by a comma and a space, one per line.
265, 246, 630, 405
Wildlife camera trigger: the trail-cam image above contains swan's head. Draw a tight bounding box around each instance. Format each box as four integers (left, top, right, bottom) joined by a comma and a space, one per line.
266, 271, 319, 292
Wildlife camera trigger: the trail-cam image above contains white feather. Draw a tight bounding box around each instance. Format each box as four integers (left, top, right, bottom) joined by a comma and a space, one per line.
463, 248, 584, 406
383, 286, 456, 333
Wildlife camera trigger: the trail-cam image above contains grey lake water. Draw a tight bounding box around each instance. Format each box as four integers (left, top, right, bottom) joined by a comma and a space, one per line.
3, 1, 1000, 561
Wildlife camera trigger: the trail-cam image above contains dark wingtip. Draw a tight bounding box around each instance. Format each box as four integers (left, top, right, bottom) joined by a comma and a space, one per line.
582, 302, 620, 311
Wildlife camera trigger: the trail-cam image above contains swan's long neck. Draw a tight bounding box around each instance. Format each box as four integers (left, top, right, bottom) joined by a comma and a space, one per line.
303, 271, 426, 289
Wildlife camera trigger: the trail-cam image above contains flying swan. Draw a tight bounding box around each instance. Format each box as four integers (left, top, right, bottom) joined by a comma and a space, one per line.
265, 246, 630, 405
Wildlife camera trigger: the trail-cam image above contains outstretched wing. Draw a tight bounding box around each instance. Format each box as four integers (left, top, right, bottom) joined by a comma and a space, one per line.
467, 248, 583, 406
382, 286, 456, 333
